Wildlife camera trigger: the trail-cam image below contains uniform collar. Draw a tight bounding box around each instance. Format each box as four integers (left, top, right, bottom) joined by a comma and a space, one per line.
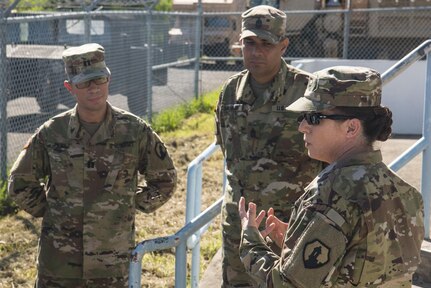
68, 102, 116, 144
236, 59, 288, 106
324, 150, 383, 173
310, 150, 383, 191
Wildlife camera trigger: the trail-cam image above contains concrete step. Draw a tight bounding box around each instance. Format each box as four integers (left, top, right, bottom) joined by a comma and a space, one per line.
200, 248, 222, 288
200, 240, 431, 288
414, 239, 431, 286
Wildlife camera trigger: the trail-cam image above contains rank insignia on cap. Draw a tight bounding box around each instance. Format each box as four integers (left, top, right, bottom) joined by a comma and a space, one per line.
303, 239, 330, 269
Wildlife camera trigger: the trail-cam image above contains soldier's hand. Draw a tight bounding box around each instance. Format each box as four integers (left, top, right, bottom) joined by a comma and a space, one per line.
265, 207, 289, 248
239, 197, 270, 236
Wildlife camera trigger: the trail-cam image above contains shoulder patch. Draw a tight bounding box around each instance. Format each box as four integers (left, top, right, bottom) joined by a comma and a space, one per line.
303, 239, 330, 269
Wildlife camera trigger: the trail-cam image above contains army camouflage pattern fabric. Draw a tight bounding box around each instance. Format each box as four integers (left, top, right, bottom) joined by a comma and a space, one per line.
62, 43, 111, 84
215, 60, 323, 287
8, 103, 177, 279
240, 150, 424, 287
287, 66, 382, 112
35, 274, 129, 288
240, 5, 287, 44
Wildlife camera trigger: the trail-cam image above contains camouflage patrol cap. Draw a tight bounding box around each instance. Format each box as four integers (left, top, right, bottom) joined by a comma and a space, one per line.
240, 5, 286, 44
62, 43, 111, 84
286, 66, 382, 112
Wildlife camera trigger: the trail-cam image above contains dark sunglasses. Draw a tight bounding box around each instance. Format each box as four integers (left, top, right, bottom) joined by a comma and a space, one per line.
74, 76, 109, 89
297, 112, 356, 125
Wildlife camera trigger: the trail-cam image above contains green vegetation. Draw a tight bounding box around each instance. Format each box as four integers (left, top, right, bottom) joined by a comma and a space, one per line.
0, 180, 17, 217
151, 89, 219, 134
8, 0, 173, 12
155, 0, 173, 11
8, 0, 52, 11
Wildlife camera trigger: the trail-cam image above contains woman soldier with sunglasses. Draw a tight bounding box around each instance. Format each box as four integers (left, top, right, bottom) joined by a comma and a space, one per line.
238, 66, 425, 287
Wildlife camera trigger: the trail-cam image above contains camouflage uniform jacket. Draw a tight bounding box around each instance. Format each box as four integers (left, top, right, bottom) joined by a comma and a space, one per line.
8, 103, 177, 279
240, 150, 424, 287
215, 59, 322, 217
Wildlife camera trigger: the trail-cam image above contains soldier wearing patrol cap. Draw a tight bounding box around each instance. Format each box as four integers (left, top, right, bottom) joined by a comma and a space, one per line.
215, 5, 323, 287
238, 66, 425, 287
8, 43, 177, 287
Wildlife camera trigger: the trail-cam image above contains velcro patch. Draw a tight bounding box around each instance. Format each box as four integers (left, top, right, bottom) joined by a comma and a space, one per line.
303, 239, 330, 269
282, 212, 347, 287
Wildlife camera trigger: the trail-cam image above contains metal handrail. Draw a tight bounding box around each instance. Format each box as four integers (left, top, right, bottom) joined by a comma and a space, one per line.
129, 39, 431, 287
128, 195, 223, 288
129, 142, 223, 288
383, 40, 431, 239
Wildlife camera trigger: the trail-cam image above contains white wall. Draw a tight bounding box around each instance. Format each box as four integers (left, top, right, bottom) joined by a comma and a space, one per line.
291, 59, 427, 135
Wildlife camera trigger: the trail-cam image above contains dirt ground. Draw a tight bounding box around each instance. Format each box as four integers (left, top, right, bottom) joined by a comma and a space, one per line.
0, 134, 426, 287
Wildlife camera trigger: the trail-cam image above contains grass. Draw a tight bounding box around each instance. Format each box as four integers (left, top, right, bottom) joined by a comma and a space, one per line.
141, 89, 223, 285
151, 89, 219, 134
0, 180, 17, 217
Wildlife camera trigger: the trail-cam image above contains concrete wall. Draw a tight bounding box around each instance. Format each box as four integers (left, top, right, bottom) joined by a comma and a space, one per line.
291, 59, 427, 135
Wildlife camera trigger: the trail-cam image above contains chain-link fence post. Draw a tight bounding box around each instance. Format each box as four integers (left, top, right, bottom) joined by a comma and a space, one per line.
194, 0, 202, 99
146, 7, 153, 121
84, 12, 91, 43
0, 0, 19, 181
342, 0, 351, 59
83, 1, 101, 42
0, 10, 7, 181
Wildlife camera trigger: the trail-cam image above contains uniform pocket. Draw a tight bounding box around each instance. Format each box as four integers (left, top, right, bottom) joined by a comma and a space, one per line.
45, 143, 75, 196
218, 107, 247, 161
104, 141, 138, 193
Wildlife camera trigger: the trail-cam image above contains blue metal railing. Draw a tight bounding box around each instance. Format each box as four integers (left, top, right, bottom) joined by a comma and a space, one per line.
129, 39, 431, 287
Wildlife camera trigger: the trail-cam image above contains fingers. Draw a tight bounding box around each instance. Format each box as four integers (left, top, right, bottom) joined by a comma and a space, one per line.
238, 196, 246, 218
267, 207, 274, 217
266, 214, 275, 228
239, 197, 247, 229
255, 209, 266, 227
239, 197, 261, 229
239, 198, 279, 232
260, 222, 275, 238
246, 202, 257, 226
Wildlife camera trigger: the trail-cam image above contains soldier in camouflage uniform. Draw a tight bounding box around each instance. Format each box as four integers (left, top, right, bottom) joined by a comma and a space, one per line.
215, 5, 323, 287
8, 43, 177, 287
238, 66, 425, 287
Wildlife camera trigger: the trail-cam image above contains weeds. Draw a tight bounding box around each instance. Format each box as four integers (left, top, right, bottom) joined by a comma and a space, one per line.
0, 180, 17, 217
151, 90, 219, 133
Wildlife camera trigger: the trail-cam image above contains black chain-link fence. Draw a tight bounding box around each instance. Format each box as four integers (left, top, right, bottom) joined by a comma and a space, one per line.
2, 3, 431, 177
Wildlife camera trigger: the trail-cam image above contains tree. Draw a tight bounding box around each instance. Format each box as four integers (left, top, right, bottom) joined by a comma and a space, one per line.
7, 0, 173, 11
8, 0, 55, 11
155, 0, 172, 11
